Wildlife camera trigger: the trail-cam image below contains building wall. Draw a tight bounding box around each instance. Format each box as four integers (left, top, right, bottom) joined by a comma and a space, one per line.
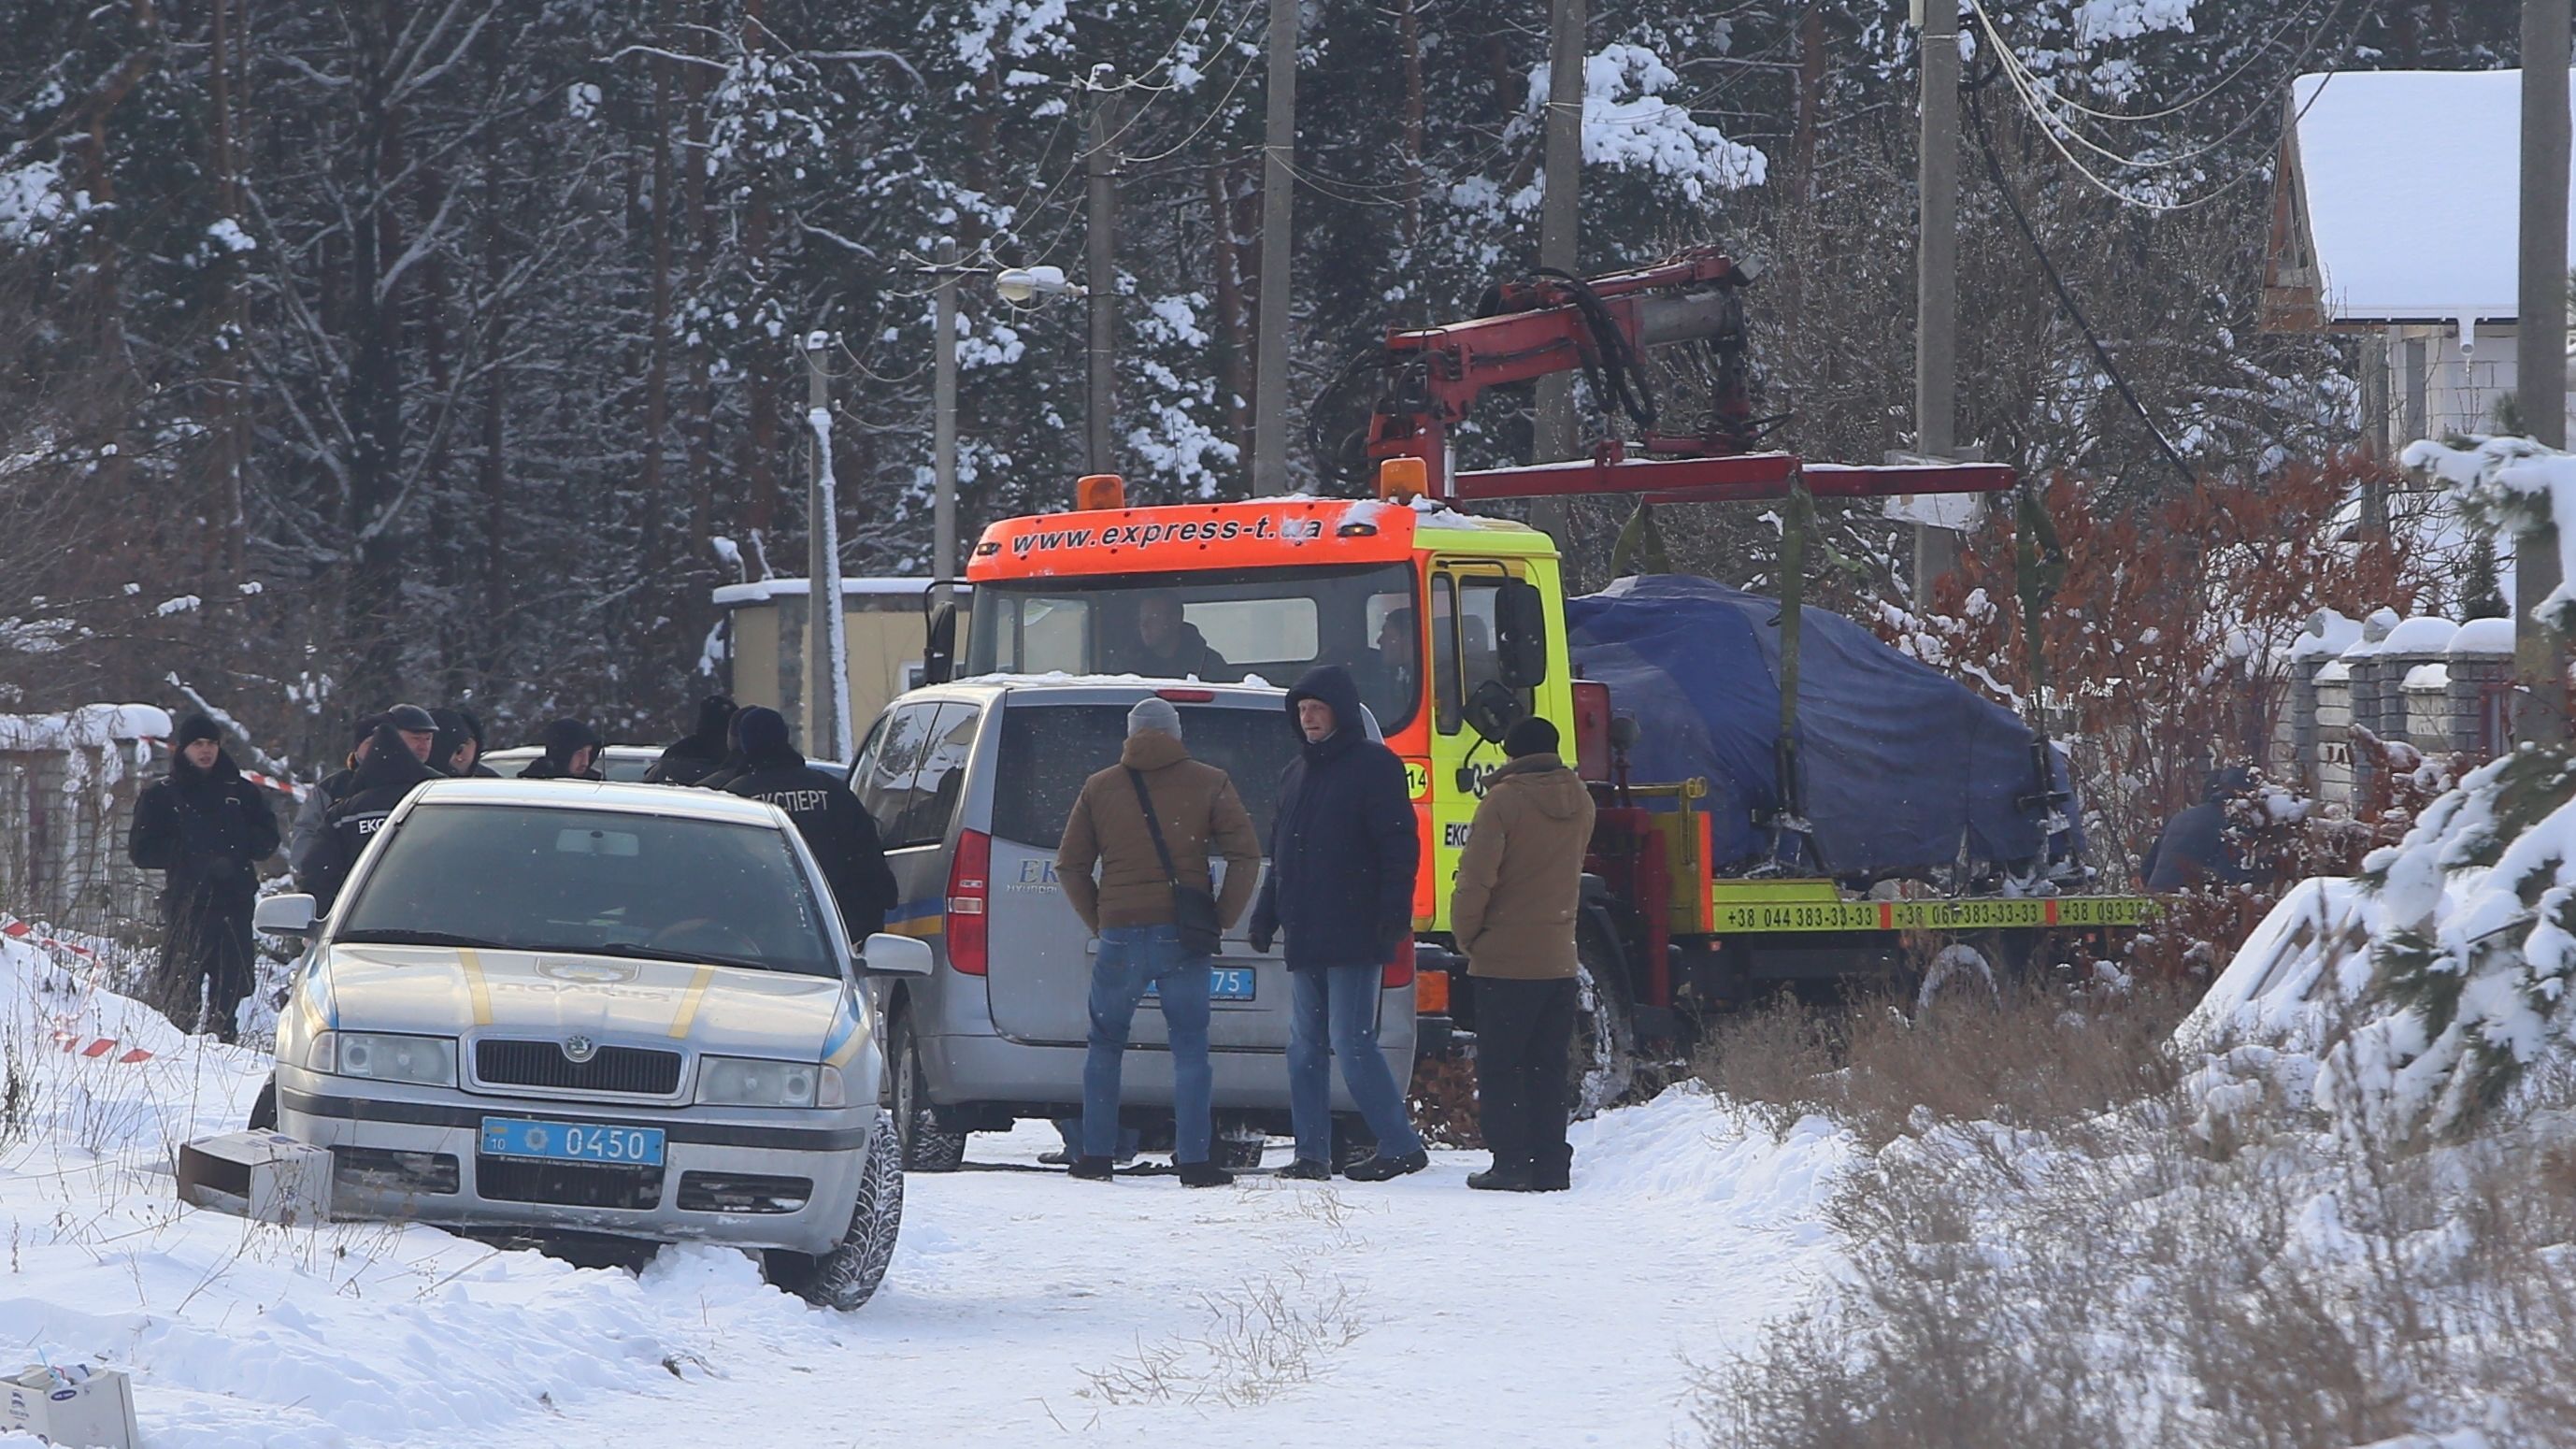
2370, 323, 2576, 449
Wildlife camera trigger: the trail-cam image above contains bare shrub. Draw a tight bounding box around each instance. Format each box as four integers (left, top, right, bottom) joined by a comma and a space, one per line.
1695, 1027, 2576, 1448
1406, 1054, 1483, 1149
1076, 1268, 1368, 1411
1697, 973, 2192, 1148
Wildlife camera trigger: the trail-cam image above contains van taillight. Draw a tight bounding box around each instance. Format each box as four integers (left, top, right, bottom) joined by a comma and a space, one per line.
1156, 688, 1217, 703
1382, 946, 1415, 990
947, 829, 991, 975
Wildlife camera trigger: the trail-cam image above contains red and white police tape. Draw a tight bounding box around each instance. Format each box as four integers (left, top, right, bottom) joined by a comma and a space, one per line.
50, 1031, 153, 1065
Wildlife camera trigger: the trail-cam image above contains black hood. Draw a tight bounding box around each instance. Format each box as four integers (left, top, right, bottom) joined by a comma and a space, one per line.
539, 718, 604, 770
352, 724, 439, 793
169, 744, 242, 787
430, 709, 475, 775
1285, 665, 1367, 758
689, 696, 737, 753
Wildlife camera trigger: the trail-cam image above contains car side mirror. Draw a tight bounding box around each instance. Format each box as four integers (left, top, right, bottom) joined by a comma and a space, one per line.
1462, 679, 1526, 745
1495, 579, 1550, 689
861, 932, 934, 978
255, 893, 319, 938
922, 598, 959, 686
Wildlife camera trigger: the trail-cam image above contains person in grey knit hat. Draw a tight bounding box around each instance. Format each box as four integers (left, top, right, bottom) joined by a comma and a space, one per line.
1052, 694, 1262, 1185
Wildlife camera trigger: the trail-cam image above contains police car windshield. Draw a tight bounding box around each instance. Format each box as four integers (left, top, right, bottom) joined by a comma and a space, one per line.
966, 562, 1419, 731
336, 804, 840, 977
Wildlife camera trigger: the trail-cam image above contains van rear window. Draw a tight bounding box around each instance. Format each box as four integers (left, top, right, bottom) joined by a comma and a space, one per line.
991, 704, 1297, 850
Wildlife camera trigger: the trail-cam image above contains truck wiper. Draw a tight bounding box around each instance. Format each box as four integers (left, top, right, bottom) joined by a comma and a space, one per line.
335, 927, 519, 950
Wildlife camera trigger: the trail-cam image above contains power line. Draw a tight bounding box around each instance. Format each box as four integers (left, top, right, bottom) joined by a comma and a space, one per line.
1972, 0, 2340, 126
1964, 72, 2194, 488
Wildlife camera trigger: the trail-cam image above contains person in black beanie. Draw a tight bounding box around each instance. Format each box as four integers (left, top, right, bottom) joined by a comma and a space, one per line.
722, 707, 898, 937
129, 714, 279, 1040
645, 696, 737, 785
1451, 714, 1596, 1193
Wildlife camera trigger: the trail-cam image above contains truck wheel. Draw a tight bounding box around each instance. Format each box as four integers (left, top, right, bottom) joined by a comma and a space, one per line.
1571, 920, 1639, 1119
766, 1109, 905, 1312
890, 1013, 967, 1173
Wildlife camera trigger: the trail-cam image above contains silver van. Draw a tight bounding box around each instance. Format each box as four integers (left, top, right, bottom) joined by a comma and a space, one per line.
848, 678, 1419, 1170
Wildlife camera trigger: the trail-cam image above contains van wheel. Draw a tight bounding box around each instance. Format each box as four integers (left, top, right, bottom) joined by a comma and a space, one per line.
890, 1013, 967, 1173
1571, 919, 1639, 1120
766, 1109, 905, 1312
1213, 1122, 1269, 1171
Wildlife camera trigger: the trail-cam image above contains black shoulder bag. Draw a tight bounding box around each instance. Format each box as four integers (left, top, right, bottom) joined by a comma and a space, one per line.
1127, 768, 1224, 955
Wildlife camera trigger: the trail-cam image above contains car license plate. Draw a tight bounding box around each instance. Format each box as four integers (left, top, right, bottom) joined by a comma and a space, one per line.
479, 1117, 665, 1167
1146, 968, 1255, 1002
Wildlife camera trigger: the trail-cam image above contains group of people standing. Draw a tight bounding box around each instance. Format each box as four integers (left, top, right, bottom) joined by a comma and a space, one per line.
1056, 662, 1596, 1193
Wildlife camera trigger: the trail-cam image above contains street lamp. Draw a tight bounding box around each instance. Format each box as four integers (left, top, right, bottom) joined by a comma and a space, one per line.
913, 245, 1087, 598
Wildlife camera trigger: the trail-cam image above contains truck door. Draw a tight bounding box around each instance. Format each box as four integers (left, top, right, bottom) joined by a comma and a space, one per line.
1426, 562, 1539, 930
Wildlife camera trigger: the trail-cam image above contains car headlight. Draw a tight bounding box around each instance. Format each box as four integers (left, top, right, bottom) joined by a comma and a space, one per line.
319, 1032, 457, 1086
696, 1056, 826, 1108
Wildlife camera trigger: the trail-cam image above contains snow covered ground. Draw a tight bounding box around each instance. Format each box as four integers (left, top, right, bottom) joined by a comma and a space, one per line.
0, 933, 1853, 1448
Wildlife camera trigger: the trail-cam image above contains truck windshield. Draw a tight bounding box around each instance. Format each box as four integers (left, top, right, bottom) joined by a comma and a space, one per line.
966, 562, 1420, 732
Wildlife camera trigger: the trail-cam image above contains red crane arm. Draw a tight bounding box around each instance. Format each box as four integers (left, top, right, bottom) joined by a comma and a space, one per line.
1357, 248, 2014, 505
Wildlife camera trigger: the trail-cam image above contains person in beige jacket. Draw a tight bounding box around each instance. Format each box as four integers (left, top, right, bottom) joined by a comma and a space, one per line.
1056, 696, 1263, 1186
1450, 716, 1596, 1192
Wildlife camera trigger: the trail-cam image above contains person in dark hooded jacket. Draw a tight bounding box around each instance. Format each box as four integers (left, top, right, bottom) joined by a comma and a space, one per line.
303, 718, 442, 911
128, 714, 279, 1040
432, 708, 499, 778
695, 709, 753, 792
291, 712, 387, 892
2140, 766, 2259, 891
723, 707, 900, 937
1248, 664, 1427, 1182
645, 696, 737, 785
521, 718, 605, 781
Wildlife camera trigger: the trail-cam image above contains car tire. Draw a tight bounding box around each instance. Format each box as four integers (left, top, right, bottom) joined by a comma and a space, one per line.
1213, 1122, 1268, 1171
890, 1012, 967, 1173
248, 1076, 278, 1131
1571, 917, 1639, 1120
766, 1108, 905, 1313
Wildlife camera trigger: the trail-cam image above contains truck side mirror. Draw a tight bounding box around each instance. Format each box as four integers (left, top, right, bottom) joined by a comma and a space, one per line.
1496, 579, 1549, 689
1463, 679, 1526, 745
922, 599, 958, 686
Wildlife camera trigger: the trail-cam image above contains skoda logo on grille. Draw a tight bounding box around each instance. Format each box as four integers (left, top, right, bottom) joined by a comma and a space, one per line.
561, 1035, 598, 1064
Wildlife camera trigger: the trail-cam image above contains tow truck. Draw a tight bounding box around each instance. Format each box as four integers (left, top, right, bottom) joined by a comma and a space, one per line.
937, 249, 2154, 1108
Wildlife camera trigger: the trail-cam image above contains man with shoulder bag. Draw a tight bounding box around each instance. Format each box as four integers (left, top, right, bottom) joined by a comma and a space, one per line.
1056, 697, 1264, 1186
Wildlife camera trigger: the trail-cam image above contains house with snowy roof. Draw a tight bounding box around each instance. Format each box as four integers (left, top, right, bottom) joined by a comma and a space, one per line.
2264, 67, 2576, 450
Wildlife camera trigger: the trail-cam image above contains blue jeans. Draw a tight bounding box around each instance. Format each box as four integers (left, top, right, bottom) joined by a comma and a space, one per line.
1083, 925, 1215, 1164
1288, 964, 1424, 1164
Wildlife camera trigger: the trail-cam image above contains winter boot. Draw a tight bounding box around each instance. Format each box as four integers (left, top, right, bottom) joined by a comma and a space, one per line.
1067, 1155, 1117, 1181
1177, 1161, 1236, 1188
1275, 1157, 1332, 1182
1467, 1163, 1537, 1192
1342, 1148, 1430, 1183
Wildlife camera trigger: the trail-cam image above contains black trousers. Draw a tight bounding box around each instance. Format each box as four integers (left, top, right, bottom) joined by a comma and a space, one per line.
160, 889, 256, 1042
1474, 975, 1577, 1178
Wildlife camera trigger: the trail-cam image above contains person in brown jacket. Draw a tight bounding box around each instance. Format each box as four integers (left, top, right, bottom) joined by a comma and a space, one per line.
1451, 715, 1597, 1192
1056, 696, 1264, 1186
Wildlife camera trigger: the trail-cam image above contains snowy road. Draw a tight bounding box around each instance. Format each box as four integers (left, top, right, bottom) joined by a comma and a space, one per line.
1, 935, 1851, 1448
478, 1109, 1848, 1449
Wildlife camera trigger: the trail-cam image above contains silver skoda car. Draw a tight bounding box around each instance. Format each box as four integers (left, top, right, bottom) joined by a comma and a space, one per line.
253, 778, 932, 1311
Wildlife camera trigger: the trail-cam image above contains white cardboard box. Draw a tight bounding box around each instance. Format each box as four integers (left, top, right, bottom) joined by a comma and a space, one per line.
1, 1365, 138, 1449
175, 1130, 332, 1226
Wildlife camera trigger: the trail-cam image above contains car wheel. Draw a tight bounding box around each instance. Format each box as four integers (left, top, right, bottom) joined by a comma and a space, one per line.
247, 1076, 278, 1131
1213, 1121, 1268, 1171
891, 1012, 967, 1173
1571, 917, 1639, 1120
766, 1109, 904, 1313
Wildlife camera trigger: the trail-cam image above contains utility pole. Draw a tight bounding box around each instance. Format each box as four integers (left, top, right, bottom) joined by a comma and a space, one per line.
1911, 0, 1962, 607
802, 331, 846, 759
1251, 0, 1297, 495
2519, 2, 2570, 741
1530, 0, 1585, 545
1086, 64, 1122, 479
933, 237, 960, 602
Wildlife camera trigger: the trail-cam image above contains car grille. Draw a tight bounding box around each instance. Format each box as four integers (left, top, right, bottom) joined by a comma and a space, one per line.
475, 1040, 682, 1096
475, 1156, 664, 1211
677, 1172, 814, 1214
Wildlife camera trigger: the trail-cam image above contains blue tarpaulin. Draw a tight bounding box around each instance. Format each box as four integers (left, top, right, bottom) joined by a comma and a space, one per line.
1566, 575, 2068, 880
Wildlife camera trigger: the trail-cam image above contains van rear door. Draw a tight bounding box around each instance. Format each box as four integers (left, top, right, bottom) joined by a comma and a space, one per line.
982, 695, 1295, 1048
